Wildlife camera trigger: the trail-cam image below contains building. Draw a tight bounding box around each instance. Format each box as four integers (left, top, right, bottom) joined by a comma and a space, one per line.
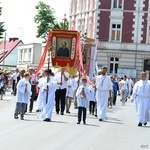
69, 0, 150, 79
69, 0, 98, 38
0, 38, 23, 69
17, 43, 42, 70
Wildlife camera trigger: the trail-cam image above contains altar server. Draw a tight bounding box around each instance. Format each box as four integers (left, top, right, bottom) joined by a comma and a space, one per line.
40, 70, 58, 122
131, 72, 150, 126
14, 73, 31, 120
76, 77, 90, 125
65, 76, 77, 113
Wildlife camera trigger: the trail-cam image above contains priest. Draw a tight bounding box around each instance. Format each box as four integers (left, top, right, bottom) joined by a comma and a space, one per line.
96, 67, 113, 121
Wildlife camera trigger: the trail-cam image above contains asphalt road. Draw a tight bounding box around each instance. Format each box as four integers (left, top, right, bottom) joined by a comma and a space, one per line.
0, 93, 150, 150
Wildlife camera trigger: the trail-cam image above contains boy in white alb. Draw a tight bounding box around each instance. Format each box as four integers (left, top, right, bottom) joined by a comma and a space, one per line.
76, 77, 90, 125
65, 76, 77, 113
14, 73, 31, 120
89, 83, 96, 115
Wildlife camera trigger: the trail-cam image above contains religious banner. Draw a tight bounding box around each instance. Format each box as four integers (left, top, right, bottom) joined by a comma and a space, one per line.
51, 30, 78, 68
81, 44, 92, 75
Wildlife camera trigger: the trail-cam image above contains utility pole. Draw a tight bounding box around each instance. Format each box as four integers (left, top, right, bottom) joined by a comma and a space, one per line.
3, 32, 6, 69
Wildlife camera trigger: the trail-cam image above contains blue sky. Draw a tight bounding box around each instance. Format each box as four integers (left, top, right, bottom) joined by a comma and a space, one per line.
0, 0, 70, 43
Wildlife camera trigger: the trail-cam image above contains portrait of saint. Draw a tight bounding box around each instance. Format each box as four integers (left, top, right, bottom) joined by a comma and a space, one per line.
57, 39, 70, 57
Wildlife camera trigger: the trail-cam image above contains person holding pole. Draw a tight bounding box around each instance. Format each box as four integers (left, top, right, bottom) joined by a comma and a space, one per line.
55, 68, 69, 115
40, 69, 57, 122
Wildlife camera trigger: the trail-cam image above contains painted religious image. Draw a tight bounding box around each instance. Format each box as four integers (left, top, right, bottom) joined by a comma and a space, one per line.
57, 38, 71, 57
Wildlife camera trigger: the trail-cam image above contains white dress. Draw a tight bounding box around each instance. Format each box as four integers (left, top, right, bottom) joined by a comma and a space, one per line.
96, 75, 113, 119
40, 76, 58, 120
16, 78, 32, 104
131, 80, 150, 124
35, 77, 47, 111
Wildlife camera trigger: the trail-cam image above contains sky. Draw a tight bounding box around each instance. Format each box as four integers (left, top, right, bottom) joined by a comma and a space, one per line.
0, 0, 70, 43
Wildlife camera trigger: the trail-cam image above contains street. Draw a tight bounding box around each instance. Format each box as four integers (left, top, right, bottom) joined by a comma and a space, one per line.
0, 93, 150, 150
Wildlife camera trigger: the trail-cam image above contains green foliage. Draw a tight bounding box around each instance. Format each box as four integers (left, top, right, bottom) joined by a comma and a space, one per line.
34, 1, 69, 40
0, 3, 5, 39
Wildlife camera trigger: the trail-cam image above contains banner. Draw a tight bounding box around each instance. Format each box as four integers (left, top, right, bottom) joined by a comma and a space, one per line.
51, 30, 78, 68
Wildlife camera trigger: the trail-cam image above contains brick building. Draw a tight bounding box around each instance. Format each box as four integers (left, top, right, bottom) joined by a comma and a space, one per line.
69, 0, 150, 79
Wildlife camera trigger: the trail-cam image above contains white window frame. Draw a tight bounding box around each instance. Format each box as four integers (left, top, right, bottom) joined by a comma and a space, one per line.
111, 0, 124, 9
109, 57, 119, 74
146, 24, 150, 44
72, 0, 76, 14
110, 23, 122, 42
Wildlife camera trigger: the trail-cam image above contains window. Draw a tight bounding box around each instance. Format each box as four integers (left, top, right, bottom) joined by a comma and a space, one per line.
111, 24, 121, 42
79, 0, 84, 12
19, 49, 23, 61
28, 49, 31, 61
147, 25, 150, 43
87, 18, 92, 37
78, 20, 81, 32
89, 0, 93, 10
23, 49, 28, 61
81, 19, 85, 33
109, 57, 119, 74
113, 0, 122, 9
72, 0, 76, 14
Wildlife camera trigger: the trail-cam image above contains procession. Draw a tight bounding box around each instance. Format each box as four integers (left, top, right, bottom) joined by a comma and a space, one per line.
1, 63, 150, 127
1, 0, 150, 150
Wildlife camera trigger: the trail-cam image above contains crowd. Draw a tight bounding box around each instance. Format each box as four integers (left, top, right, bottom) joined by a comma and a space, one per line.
0, 66, 150, 126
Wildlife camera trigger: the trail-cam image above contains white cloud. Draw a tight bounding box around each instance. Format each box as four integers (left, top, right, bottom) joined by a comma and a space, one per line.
0, 0, 70, 43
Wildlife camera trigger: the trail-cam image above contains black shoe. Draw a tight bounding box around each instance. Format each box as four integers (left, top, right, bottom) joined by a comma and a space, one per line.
29, 110, 32, 113
66, 110, 70, 113
83, 121, 86, 125
36, 110, 41, 112
99, 119, 103, 121
56, 112, 59, 114
14, 116, 18, 119
61, 112, 64, 115
138, 123, 142, 126
144, 122, 147, 125
95, 114, 97, 117
77, 121, 80, 124
43, 118, 51, 122
20, 117, 24, 120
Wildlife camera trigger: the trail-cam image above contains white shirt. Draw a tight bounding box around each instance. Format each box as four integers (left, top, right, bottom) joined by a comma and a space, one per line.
119, 80, 128, 90
12, 72, 19, 83
55, 71, 69, 89
30, 74, 38, 85
66, 77, 77, 97
89, 85, 96, 102
96, 75, 113, 91
132, 80, 150, 99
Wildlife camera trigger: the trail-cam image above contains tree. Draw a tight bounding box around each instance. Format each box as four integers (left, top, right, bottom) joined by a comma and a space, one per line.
34, 1, 69, 40
0, 3, 5, 38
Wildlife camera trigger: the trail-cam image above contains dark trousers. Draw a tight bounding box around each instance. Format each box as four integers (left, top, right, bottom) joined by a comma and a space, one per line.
78, 107, 86, 122
113, 95, 117, 105
29, 85, 36, 111
89, 101, 95, 114
55, 88, 66, 113
14, 102, 26, 118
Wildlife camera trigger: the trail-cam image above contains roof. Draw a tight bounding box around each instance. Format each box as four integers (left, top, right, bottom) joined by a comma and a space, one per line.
0, 40, 23, 63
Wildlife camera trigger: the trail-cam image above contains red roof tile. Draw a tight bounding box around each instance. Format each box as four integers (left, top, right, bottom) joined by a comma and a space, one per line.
0, 40, 23, 63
